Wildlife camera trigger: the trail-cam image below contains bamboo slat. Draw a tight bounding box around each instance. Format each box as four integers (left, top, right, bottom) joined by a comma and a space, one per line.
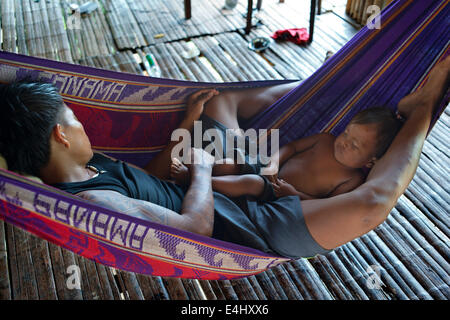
74, 254, 96, 299
247, 275, 267, 300
0, 221, 11, 300
261, 268, 289, 300
171, 41, 215, 82
230, 277, 260, 300
309, 254, 355, 299
273, 264, 304, 299
83, 259, 106, 300
146, 276, 171, 300
141, 46, 185, 80
375, 223, 447, 299
181, 279, 203, 300
120, 271, 146, 300
363, 232, 433, 300
28, 234, 57, 299
254, 271, 284, 300
198, 280, 218, 300
325, 250, 370, 299
163, 277, 190, 300
408, 181, 450, 232
338, 244, 390, 299
387, 212, 450, 292
207, 280, 227, 300
202, 36, 248, 81
5, 225, 22, 299
36, 0, 58, 60
12, 226, 39, 299
102, 0, 143, 49
286, 259, 333, 300
47, 244, 83, 300
191, 38, 234, 82
216, 280, 239, 300
391, 207, 449, 274
350, 238, 410, 300
395, 196, 449, 260
1, 0, 17, 52
13, 1, 27, 55
93, 265, 118, 300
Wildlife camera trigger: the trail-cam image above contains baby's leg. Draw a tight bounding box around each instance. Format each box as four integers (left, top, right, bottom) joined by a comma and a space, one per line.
170, 157, 245, 185
212, 159, 241, 176
212, 174, 266, 198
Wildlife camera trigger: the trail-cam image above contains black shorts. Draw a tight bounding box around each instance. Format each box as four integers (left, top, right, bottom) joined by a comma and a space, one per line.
196, 114, 267, 174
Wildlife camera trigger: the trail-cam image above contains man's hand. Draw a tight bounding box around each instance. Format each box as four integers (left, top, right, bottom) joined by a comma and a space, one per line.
185, 147, 215, 171
185, 89, 219, 120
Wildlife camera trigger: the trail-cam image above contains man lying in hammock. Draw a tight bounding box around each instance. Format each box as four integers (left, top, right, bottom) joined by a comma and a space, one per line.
0, 55, 448, 259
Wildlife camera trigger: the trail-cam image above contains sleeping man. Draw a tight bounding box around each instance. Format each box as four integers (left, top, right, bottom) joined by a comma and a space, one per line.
0, 55, 448, 259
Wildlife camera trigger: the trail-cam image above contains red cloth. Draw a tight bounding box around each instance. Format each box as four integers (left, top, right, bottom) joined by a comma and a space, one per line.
271, 28, 309, 45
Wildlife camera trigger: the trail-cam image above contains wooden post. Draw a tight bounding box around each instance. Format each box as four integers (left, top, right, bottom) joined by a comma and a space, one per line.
257, 0, 263, 10
309, 0, 316, 43
184, 0, 191, 20
245, 0, 254, 34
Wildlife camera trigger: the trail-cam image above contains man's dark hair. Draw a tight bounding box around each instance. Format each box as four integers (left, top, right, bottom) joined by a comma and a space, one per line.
350, 106, 403, 159
0, 81, 65, 176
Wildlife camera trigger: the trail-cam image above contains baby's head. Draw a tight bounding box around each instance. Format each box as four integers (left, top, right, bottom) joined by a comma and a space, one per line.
334, 107, 402, 169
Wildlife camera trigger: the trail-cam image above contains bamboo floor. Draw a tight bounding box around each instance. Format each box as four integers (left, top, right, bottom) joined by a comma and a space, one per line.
0, 0, 448, 300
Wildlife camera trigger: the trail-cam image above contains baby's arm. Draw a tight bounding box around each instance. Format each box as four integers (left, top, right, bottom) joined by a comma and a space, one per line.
211, 174, 266, 198
272, 178, 317, 200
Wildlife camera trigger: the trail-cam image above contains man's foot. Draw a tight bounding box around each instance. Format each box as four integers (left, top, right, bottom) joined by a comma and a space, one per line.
170, 158, 191, 185
185, 89, 219, 120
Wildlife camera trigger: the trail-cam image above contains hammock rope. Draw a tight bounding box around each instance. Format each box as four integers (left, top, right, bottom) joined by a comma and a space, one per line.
0, 0, 448, 280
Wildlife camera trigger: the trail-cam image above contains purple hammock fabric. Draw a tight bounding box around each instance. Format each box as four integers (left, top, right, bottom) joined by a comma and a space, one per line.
0, 0, 449, 279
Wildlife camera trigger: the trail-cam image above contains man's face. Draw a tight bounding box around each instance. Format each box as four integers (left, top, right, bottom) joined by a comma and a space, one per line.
333, 123, 379, 168
59, 104, 93, 161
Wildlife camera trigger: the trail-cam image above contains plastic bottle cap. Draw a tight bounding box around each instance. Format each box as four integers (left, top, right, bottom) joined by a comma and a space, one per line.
146, 54, 156, 67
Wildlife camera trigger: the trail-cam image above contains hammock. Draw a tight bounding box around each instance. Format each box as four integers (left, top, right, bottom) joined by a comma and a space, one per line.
0, 0, 448, 280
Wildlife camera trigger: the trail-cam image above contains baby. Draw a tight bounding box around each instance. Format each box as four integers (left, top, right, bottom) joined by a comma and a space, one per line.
171, 107, 402, 200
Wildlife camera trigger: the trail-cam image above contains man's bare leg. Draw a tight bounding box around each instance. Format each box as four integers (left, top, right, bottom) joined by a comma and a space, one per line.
202, 81, 301, 128
148, 82, 300, 179
301, 55, 450, 250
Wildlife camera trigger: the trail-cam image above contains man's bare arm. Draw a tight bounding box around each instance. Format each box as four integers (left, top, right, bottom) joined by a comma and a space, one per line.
301, 56, 450, 250
77, 189, 175, 225
78, 149, 216, 236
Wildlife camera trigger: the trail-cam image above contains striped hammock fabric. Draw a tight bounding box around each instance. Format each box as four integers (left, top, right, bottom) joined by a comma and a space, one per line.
0, 0, 448, 280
